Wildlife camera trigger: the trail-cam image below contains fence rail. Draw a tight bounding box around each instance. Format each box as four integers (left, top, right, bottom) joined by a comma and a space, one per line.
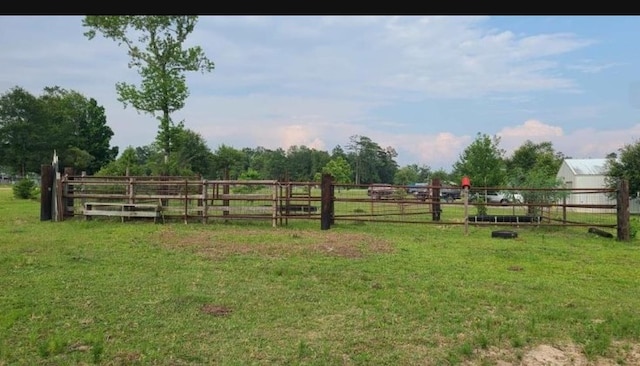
46, 172, 631, 240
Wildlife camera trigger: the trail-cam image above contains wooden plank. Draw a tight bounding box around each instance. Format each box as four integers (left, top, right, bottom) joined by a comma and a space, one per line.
84, 202, 160, 209
219, 194, 272, 200
83, 201, 161, 223
84, 210, 159, 218
204, 206, 274, 213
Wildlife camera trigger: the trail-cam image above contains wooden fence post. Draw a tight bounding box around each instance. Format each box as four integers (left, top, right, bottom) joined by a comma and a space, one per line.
223, 169, 230, 218
184, 179, 188, 224
330, 181, 335, 225
432, 178, 441, 221
201, 180, 208, 224
617, 179, 631, 241
464, 187, 469, 236
64, 167, 75, 218
40, 164, 53, 221
320, 173, 333, 230
128, 176, 134, 204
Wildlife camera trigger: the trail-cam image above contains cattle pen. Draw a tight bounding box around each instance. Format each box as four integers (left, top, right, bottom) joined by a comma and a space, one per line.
40, 165, 632, 241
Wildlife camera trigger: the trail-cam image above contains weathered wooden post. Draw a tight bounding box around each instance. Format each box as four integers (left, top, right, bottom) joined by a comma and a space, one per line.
63, 167, 75, 218
462, 176, 471, 236
431, 178, 441, 221
617, 179, 630, 241
223, 168, 230, 218
201, 179, 208, 224
128, 176, 134, 204
40, 164, 54, 221
320, 173, 333, 230
197, 175, 203, 218
184, 179, 188, 224
330, 180, 335, 225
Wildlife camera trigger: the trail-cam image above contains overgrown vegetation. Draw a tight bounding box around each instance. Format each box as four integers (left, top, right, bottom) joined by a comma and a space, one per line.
11, 178, 38, 199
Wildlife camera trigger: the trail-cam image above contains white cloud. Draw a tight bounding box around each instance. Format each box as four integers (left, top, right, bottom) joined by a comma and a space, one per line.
558, 124, 640, 158
496, 120, 565, 157
496, 119, 640, 163
499, 119, 563, 137
0, 16, 623, 173
567, 60, 624, 74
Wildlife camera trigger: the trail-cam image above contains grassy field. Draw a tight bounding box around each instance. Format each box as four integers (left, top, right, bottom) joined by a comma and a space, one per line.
1, 186, 640, 365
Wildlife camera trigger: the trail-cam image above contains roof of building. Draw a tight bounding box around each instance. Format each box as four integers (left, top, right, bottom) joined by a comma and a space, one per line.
562, 158, 609, 176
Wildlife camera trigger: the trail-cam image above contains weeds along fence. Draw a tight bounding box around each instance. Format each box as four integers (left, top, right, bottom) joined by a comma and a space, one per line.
47, 172, 631, 240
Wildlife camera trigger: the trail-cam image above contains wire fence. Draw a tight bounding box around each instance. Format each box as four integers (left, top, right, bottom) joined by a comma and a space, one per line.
55, 176, 621, 231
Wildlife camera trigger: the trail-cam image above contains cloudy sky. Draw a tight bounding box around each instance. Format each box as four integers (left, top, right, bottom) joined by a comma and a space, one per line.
1, 16, 639, 170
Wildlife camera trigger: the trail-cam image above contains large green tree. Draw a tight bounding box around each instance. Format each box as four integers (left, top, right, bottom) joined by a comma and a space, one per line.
346, 135, 398, 185
211, 144, 245, 180
96, 146, 146, 176
606, 140, 640, 197
0, 87, 47, 176
82, 16, 214, 167
452, 132, 506, 189
503, 140, 567, 210
430, 169, 454, 185
39, 87, 118, 174
0, 86, 117, 175
317, 156, 352, 184
286, 145, 331, 182
394, 163, 431, 185
505, 140, 565, 186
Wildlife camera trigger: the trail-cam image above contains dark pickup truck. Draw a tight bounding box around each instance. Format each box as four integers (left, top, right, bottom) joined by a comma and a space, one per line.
406, 183, 430, 201
440, 186, 462, 202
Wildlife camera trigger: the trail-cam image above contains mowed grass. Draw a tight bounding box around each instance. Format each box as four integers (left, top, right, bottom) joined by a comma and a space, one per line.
1, 186, 640, 365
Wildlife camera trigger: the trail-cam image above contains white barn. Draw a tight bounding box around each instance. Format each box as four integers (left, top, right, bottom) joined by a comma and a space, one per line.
556, 158, 614, 208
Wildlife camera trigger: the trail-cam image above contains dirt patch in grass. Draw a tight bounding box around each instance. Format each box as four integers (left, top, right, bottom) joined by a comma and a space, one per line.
156, 228, 394, 260
200, 304, 233, 317
109, 351, 142, 364
465, 341, 640, 365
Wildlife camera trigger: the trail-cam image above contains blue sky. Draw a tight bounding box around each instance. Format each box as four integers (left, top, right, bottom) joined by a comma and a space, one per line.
1, 15, 639, 170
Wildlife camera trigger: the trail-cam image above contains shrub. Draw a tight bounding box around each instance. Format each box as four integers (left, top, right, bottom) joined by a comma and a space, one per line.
13, 178, 39, 200
474, 202, 487, 216
470, 194, 488, 216
630, 217, 639, 240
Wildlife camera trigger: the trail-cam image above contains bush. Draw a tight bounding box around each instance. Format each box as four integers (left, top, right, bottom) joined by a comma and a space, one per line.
630, 217, 639, 240
13, 178, 39, 200
474, 202, 487, 216
470, 194, 488, 216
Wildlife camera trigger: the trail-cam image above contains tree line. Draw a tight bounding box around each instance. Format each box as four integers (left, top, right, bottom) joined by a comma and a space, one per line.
2, 84, 639, 195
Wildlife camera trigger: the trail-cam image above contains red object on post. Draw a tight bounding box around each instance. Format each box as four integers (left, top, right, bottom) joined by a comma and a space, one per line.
461, 176, 471, 189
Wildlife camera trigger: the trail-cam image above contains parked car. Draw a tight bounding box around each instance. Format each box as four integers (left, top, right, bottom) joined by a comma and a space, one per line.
406, 183, 430, 201
471, 191, 523, 205
367, 184, 396, 199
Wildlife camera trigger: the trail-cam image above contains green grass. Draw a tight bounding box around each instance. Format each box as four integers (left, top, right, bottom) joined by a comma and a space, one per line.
1, 186, 639, 365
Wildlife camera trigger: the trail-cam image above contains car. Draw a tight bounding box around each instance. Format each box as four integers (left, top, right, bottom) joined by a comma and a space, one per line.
367, 184, 396, 199
406, 183, 428, 194
472, 191, 523, 205
406, 183, 430, 201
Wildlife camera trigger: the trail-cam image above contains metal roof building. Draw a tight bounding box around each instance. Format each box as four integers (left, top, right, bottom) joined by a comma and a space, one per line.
556, 158, 613, 209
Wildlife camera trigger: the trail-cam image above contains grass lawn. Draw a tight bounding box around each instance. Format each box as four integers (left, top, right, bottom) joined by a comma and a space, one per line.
1, 186, 640, 365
